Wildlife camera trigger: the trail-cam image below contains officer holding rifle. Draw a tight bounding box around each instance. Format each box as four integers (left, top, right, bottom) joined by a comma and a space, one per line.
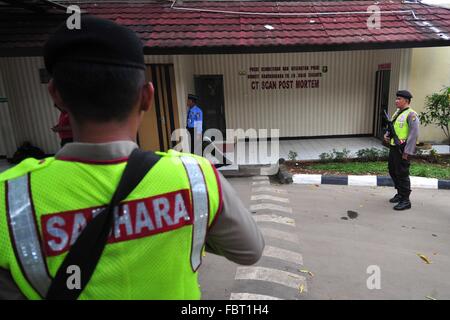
383, 90, 420, 211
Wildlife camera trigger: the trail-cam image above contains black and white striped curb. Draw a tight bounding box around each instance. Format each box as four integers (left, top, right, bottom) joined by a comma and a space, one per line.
230, 176, 308, 300
292, 174, 450, 190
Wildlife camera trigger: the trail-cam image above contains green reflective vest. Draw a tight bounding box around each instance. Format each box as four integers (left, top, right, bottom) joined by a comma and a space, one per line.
0, 150, 222, 300
390, 108, 416, 146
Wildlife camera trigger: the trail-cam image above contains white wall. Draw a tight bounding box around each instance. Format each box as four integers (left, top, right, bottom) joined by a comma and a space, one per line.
0, 48, 420, 158
0, 57, 59, 155
373, 48, 411, 115
0, 54, 193, 156
144, 55, 173, 64
173, 55, 195, 129
409, 46, 450, 143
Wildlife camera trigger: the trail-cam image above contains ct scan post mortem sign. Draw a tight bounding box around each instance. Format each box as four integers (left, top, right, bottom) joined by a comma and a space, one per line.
248, 65, 328, 90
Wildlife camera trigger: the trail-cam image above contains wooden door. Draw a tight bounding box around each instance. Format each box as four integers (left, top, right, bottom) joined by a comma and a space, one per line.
138, 64, 180, 151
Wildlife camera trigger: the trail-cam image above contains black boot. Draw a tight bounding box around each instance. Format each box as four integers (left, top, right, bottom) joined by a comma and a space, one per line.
394, 199, 411, 210
389, 194, 402, 203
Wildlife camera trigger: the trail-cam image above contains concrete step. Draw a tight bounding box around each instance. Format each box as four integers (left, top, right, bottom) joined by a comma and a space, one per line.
218, 163, 279, 178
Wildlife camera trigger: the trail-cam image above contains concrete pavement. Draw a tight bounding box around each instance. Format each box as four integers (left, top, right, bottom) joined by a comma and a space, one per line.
285, 183, 450, 300
199, 176, 450, 300
199, 176, 308, 300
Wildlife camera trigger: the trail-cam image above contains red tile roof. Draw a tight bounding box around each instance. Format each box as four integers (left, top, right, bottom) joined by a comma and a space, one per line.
1, 1, 449, 55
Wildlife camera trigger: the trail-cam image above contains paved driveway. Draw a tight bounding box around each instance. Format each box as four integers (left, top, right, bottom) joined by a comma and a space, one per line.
199, 177, 450, 300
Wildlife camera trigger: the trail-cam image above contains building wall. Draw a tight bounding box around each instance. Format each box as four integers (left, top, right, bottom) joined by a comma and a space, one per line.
0, 57, 59, 155
409, 46, 450, 143
0, 48, 422, 156
0, 55, 193, 155
193, 49, 406, 138
173, 55, 195, 130
374, 48, 412, 115
143, 55, 173, 64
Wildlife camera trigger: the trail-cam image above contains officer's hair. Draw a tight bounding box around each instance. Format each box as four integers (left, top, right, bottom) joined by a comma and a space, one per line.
52, 61, 145, 122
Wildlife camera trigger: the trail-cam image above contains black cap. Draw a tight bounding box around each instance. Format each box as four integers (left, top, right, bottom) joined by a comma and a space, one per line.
188, 94, 198, 101
44, 15, 145, 74
396, 90, 413, 100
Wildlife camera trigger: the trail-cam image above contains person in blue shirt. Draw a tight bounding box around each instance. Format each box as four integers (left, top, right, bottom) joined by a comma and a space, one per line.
186, 94, 203, 154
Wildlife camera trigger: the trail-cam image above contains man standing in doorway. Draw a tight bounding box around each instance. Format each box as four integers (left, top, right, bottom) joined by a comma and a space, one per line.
186, 94, 203, 155
384, 90, 420, 210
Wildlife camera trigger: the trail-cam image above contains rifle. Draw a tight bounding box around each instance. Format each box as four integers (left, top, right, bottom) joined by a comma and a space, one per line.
383, 110, 404, 154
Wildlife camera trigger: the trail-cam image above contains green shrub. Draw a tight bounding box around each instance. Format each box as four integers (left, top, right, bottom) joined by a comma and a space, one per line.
332, 148, 351, 161
379, 148, 389, 159
356, 148, 379, 161
415, 148, 424, 157
319, 152, 334, 162
356, 147, 388, 161
429, 149, 442, 164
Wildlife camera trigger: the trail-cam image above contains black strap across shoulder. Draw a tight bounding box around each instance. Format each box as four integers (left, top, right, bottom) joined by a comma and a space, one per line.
392, 107, 410, 123
45, 149, 161, 300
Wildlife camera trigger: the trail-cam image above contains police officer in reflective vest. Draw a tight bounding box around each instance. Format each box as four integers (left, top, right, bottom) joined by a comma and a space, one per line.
0, 16, 264, 299
384, 90, 420, 211
186, 94, 203, 155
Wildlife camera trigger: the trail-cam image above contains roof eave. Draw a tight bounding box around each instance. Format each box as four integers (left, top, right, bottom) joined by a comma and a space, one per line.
1, 40, 449, 58
142, 40, 450, 55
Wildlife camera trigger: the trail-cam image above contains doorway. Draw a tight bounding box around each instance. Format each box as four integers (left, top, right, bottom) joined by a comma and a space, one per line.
138, 64, 180, 151
0, 74, 17, 158
373, 69, 391, 139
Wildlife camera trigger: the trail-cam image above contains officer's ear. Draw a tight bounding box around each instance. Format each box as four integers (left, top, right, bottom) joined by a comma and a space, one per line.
140, 82, 154, 113
48, 79, 67, 112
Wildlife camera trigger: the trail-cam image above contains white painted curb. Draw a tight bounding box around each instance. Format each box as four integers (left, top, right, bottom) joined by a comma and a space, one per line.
410, 176, 438, 189
348, 175, 377, 187
292, 174, 444, 190
293, 174, 321, 185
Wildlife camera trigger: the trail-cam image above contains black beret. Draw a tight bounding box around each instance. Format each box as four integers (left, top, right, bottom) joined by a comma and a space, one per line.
188, 94, 198, 101
396, 90, 413, 100
44, 15, 145, 74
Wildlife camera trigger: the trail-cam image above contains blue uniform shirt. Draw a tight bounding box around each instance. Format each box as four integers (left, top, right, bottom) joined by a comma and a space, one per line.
187, 105, 203, 132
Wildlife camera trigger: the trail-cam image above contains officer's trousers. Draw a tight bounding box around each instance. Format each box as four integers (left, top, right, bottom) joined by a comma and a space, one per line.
388, 145, 411, 199
187, 127, 202, 155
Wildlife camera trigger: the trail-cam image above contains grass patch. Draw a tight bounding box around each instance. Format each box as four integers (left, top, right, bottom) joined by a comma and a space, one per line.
305, 161, 450, 180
